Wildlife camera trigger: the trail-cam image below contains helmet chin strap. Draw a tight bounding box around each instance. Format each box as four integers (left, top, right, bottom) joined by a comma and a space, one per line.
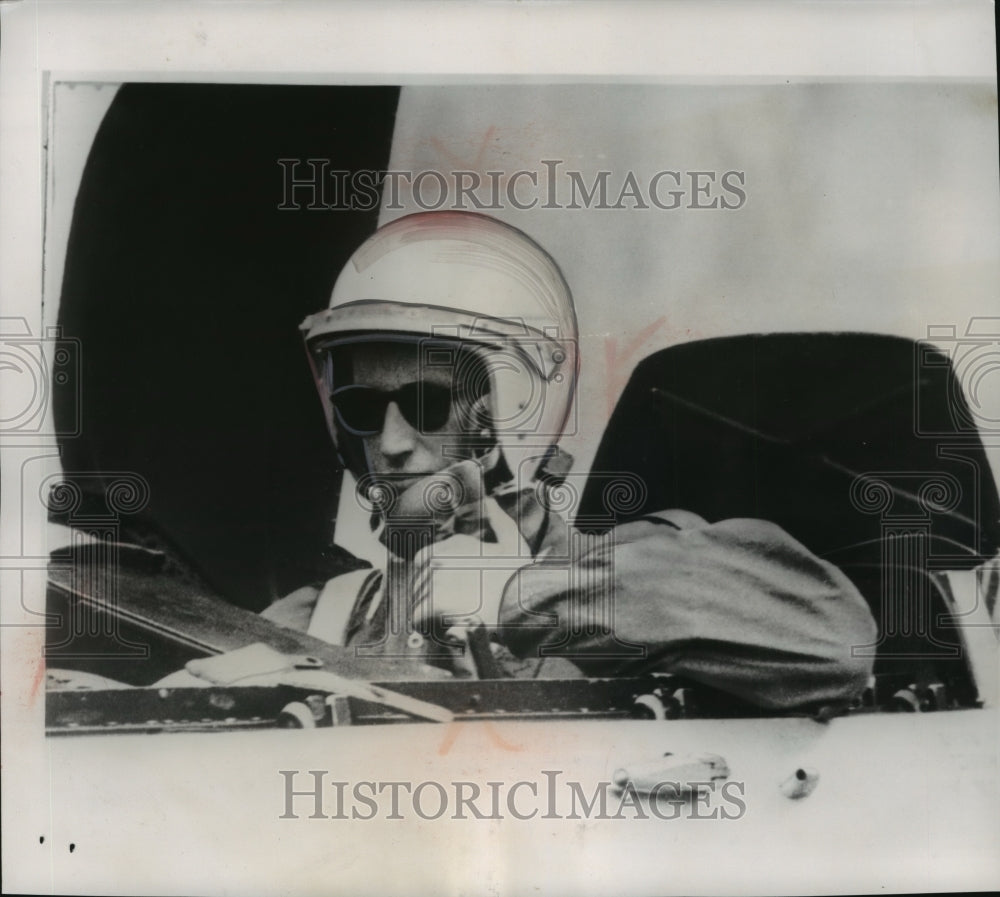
534, 444, 574, 485
483, 443, 575, 498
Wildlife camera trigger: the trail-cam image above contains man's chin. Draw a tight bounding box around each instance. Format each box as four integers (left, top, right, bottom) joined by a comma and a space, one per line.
362, 472, 437, 516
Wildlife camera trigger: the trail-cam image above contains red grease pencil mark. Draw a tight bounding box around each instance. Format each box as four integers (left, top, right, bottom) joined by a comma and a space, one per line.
437, 719, 524, 756
429, 125, 498, 176
604, 316, 668, 417
28, 659, 45, 704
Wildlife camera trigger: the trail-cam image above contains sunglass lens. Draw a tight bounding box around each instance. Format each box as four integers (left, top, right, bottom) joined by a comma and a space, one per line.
391, 382, 452, 432
418, 382, 453, 431
332, 388, 382, 435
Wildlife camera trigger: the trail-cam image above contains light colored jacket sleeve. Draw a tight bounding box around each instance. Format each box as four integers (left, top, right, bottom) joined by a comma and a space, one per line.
497, 511, 878, 710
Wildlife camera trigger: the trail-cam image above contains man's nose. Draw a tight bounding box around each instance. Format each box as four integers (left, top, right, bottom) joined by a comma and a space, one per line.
378, 400, 417, 457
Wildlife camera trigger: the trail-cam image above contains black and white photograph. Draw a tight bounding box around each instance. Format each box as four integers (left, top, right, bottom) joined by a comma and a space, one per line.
2, 2, 998, 894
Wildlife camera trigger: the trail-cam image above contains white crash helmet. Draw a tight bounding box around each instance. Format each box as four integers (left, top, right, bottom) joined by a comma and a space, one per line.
301, 211, 578, 483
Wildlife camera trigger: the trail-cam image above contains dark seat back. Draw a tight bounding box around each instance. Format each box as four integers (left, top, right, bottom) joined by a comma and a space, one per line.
578, 332, 1000, 689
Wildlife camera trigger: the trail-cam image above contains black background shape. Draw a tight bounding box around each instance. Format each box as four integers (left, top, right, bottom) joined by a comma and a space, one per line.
54, 84, 399, 611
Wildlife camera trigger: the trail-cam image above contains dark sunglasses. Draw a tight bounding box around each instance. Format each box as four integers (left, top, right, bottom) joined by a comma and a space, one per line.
330, 382, 455, 436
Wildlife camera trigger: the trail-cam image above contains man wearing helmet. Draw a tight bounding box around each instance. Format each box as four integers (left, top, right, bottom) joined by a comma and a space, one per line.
264, 210, 578, 671
264, 210, 876, 710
